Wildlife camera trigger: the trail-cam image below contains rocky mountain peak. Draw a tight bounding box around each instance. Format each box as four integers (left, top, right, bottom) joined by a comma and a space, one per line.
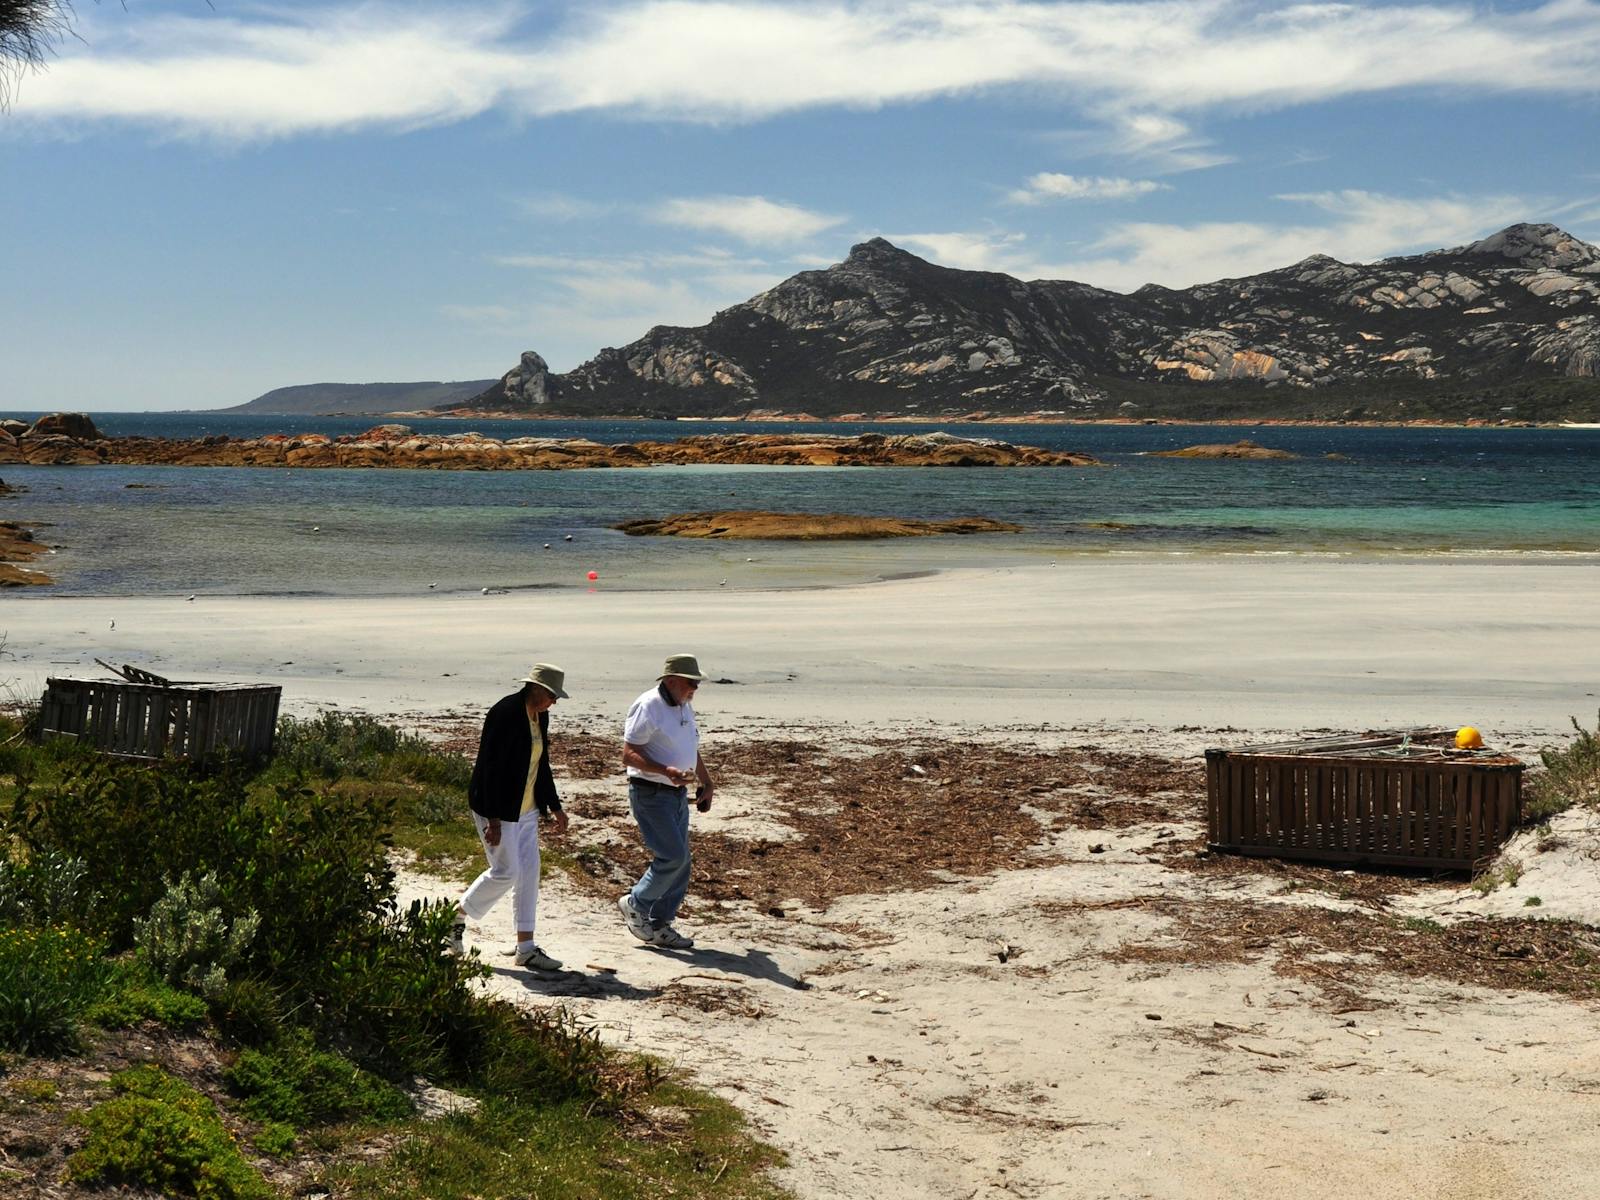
843, 237, 926, 269
1460, 223, 1599, 272
458, 218, 1600, 421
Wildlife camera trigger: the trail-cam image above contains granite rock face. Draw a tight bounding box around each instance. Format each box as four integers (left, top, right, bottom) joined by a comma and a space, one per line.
1151, 440, 1299, 460
615, 511, 1025, 539
14, 427, 1098, 471
29, 412, 104, 440
458, 223, 1600, 418
0, 521, 52, 586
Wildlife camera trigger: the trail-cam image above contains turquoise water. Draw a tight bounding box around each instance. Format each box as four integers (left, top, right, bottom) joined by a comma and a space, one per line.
2, 416, 1597, 595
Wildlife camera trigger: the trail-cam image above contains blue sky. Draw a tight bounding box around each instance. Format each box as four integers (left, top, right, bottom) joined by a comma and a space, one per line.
4, 0, 1599, 411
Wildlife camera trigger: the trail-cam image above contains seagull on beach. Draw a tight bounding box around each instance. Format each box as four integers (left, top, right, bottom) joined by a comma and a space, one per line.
186, 594, 195, 601
108, 619, 115, 630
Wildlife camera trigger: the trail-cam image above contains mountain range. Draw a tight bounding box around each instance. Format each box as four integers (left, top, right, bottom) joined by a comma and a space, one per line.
225, 379, 495, 416
453, 222, 1600, 423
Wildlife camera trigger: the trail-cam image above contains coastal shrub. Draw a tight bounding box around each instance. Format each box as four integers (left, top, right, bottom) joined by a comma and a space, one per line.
206, 977, 286, 1047
6, 761, 398, 977
135, 871, 261, 1001
272, 711, 470, 789
0, 849, 91, 927
69, 1066, 273, 1200
85, 960, 209, 1030
1526, 712, 1600, 822
0, 924, 112, 1054
463, 999, 646, 1114
225, 1030, 411, 1130
4, 758, 251, 945
310, 899, 486, 1077
225, 779, 398, 993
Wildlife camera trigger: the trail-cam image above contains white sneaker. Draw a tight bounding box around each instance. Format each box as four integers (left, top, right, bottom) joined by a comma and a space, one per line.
651, 926, 694, 950
618, 894, 652, 942
513, 943, 562, 971
446, 918, 466, 957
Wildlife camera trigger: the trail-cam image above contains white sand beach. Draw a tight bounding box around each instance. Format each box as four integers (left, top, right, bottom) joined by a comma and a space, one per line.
8, 557, 1599, 735
8, 557, 1600, 1199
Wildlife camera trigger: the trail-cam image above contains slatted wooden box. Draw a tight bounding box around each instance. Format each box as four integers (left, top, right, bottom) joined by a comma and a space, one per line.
1205, 729, 1523, 871
39, 677, 282, 762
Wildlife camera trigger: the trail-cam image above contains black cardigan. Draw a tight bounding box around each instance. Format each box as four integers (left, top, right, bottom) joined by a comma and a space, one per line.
467, 691, 560, 821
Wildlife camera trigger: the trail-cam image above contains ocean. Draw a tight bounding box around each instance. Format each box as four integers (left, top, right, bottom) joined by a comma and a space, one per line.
3, 414, 1597, 597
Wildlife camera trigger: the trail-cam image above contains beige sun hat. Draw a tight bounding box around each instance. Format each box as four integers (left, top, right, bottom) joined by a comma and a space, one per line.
518, 662, 569, 698
657, 653, 706, 682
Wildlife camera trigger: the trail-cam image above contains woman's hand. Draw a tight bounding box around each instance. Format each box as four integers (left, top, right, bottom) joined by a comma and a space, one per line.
546, 810, 570, 836
484, 818, 502, 847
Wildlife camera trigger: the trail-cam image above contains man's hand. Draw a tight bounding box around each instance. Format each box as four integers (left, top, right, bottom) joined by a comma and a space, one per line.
546, 809, 570, 836
668, 766, 696, 787
484, 818, 502, 847
695, 782, 714, 813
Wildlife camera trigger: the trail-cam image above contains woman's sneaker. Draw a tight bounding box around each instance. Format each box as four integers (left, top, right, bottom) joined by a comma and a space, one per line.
618, 894, 652, 942
513, 943, 562, 971
651, 926, 694, 950
446, 918, 467, 957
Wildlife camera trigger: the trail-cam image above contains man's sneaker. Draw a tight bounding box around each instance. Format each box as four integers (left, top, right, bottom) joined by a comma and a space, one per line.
618, 894, 652, 943
650, 925, 694, 950
446, 918, 467, 957
513, 943, 562, 971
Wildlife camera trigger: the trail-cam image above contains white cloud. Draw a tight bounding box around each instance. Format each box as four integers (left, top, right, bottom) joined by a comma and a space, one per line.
476, 245, 794, 366
441, 304, 519, 325
514, 193, 614, 222
11, 1, 1600, 141
889, 230, 1029, 273
1008, 173, 1167, 204
652, 195, 845, 243
894, 190, 1539, 292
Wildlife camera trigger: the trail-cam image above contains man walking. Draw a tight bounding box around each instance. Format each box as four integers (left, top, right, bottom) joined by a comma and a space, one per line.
619, 653, 715, 949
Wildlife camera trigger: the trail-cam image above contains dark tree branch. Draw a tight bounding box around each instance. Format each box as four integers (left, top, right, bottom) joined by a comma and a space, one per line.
0, 0, 77, 109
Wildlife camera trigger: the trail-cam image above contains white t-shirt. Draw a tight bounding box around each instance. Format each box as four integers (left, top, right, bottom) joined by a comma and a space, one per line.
623, 685, 698, 785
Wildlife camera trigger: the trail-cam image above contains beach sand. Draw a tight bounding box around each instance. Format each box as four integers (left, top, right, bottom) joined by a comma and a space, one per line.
8, 557, 1600, 1198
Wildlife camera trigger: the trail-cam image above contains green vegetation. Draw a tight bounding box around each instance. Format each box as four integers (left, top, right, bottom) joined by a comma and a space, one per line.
0, 708, 786, 1199
1472, 856, 1524, 895
225, 1031, 412, 1130
0, 923, 110, 1053
70, 1066, 274, 1200
1525, 712, 1600, 822
1089, 372, 1600, 424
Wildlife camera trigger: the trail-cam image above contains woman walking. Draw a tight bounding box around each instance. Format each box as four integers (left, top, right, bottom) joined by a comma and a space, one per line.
449, 663, 570, 970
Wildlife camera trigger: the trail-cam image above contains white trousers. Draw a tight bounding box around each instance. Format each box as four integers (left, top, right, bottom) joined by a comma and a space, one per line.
460, 811, 540, 936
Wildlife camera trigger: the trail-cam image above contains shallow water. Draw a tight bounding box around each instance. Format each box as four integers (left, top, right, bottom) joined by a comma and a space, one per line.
3, 416, 1597, 596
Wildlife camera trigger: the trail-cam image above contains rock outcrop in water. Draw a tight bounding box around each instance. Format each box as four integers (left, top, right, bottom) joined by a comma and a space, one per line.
456, 223, 1600, 422
1151, 440, 1299, 460
0, 421, 1098, 470
615, 511, 1024, 539
0, 520, 52, 587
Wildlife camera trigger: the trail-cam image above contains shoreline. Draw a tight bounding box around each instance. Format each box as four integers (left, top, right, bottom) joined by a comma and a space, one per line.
7, 559, 1597, 738
6, 408, 1593, 430
9, 557, 1599, 1197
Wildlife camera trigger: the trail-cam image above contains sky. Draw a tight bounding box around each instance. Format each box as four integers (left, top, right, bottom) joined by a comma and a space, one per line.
3, 0, 1599, 411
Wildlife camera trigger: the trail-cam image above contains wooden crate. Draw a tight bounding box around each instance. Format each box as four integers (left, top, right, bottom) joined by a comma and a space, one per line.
1205, 729, 1523, 871
39, 677, 282, 762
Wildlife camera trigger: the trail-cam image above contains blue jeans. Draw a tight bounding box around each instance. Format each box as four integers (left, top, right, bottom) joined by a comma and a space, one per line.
628, 779, 691, 928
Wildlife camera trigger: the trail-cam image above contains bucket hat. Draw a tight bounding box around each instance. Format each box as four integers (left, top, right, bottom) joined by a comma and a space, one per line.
519, 662, 569, 699
657, 653, 706, 682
